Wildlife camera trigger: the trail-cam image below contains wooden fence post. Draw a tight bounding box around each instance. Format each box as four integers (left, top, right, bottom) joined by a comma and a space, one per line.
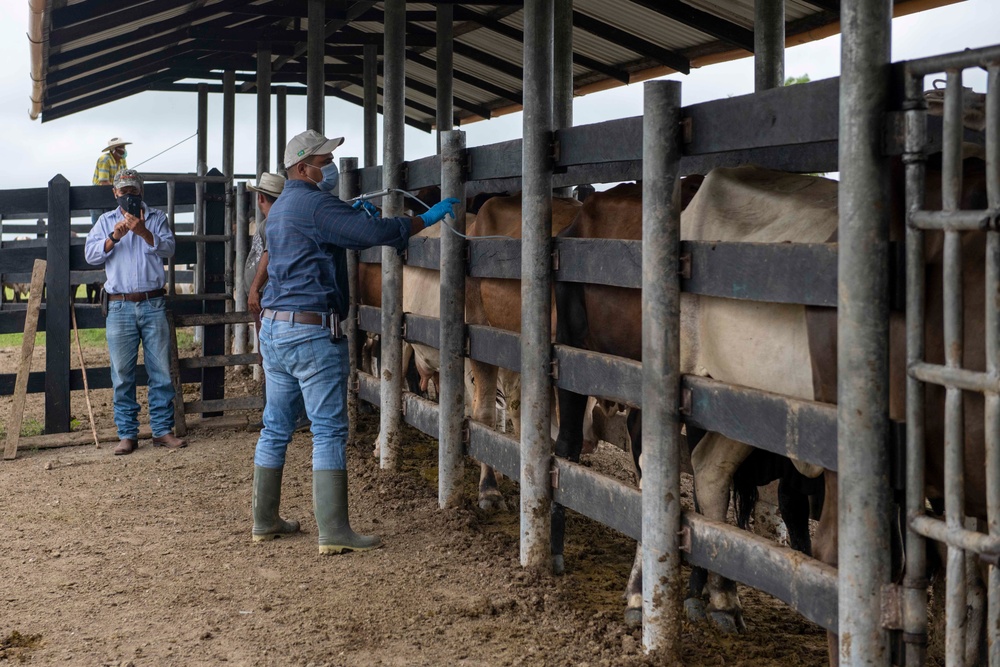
45, 174, 71, 434
202, 168, 226, 417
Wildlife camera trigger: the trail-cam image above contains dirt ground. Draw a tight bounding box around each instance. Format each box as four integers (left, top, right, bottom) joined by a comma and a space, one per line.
0, 340, 830, 666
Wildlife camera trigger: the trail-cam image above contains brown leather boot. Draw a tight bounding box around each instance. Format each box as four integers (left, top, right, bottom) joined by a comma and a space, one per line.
152, 433, 187, 449
114, 438, 137, 456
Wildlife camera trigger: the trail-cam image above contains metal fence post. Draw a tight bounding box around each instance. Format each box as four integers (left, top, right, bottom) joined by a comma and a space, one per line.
838, 0, 893, 663
363, 44, 378, 169
194, 83, 208, 345
754, 0, 785, 92
45, 174, 71, 434
379, 0, 406, 470
985, 61, 1000, 667
641, 80, 684, 656
340, 157, 361, 449
520, 0, 554, 571
439, 129, 467, 508
276, 86, 287, 177
223, 69, 236, 354
307, 0, 325, 133
233, 181, 248, 359
902, 66, 929, 667
435, 4, 454, 154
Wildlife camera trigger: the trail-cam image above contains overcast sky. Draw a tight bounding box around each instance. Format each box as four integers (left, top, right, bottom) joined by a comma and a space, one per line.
0, 0, 997, 194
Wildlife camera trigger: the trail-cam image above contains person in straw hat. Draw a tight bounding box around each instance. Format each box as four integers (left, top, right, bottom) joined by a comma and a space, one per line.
91, 136, 131, 224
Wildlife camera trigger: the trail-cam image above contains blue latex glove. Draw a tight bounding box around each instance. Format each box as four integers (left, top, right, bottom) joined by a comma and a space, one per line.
352, 199, 381, 219
420, 197, 460, 226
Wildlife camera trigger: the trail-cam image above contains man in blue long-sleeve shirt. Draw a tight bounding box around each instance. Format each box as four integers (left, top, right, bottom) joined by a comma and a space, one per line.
85, 169, 187, 455
250, 129, 458, 553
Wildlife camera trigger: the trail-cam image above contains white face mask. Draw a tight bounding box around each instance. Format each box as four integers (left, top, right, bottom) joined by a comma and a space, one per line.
307, 162, 339, 192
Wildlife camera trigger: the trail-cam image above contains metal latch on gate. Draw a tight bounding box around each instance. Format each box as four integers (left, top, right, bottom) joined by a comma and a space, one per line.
550, 466, 560, 489
678, 253, 692, 280
549, 357, 559, 381
677, 526, 691, 553
680, 387, 693, 417
551, 248, 560, 271
880, 584, 904, 630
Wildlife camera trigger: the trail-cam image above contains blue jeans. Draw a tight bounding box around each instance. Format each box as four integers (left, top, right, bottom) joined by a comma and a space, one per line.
255, 318, 349, 471
106, 296, 176, 439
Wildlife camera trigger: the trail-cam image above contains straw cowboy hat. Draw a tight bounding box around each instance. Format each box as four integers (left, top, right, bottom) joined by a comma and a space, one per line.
247, 172, 286, 198
102, 136, 132, 152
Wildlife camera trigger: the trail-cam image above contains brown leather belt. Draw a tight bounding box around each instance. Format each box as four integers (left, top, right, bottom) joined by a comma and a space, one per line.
262, 308, 342, 337
107, 289, 166, 302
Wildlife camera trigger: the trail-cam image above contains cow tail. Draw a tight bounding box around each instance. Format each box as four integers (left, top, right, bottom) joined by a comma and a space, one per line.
732, 464, 759, 532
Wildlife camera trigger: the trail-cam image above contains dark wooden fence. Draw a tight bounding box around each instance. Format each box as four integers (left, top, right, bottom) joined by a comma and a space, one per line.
0, 170, 240, 433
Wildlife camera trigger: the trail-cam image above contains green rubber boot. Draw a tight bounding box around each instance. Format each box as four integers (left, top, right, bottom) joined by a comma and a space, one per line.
314, 469, 382, 554
252, 466, 300, 542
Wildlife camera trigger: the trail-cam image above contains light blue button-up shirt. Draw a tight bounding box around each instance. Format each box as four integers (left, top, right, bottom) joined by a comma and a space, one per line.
85, 203, 175, 294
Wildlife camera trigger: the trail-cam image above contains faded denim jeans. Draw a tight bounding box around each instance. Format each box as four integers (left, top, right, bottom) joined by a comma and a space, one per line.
106, 296, 175, 439
254, 317, 349, 471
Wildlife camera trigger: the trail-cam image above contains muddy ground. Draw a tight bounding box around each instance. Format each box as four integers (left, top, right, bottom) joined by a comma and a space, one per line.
0, 338, 831, 666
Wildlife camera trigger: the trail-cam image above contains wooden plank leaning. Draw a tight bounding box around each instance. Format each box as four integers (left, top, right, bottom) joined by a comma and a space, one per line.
166, 311, 188, 438
70, 306, 101, 448
4, 259, 47, 460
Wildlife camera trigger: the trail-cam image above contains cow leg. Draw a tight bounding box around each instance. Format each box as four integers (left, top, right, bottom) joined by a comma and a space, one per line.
551, 387, 590, 575
778, 474, 813, 557
623, 542, 644, 627
811, 471, 839, 667
690, 433, 752, 633
470, 360, 504, 511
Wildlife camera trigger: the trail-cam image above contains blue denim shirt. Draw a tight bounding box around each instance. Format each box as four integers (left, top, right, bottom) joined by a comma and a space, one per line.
85, 204, 175, 294
262, 180, 412, 317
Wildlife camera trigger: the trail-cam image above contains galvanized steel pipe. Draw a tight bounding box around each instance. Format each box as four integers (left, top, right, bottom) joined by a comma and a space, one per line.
341, 157, 361, 450
942, 68, 968, 667
234, 181, 249, 357
436, 4, 454, 153
439, 129, 467, 508
520, 0, 554, 571
363, 43, 378, 169
379, 0, 406, 470
985, 60, 1000, 667
640, 80, 684, 657
902, 68, 929, 667
276, 86, 287, 175
754, 0, 785, 92
307, 0, 325, 132
837, 0, 893, 663
553, 0, 573, 197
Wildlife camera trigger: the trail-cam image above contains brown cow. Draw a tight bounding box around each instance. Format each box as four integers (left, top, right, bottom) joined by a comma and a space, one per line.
554, 158, 989, 660
465, 194, 584, 509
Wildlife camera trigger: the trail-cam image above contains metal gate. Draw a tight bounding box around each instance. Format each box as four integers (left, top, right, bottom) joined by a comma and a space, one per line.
902, 45, 1000, 667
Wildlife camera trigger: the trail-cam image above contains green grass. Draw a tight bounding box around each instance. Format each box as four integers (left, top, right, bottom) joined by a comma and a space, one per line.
0, 327, 196, 349
0, 418, 44, 439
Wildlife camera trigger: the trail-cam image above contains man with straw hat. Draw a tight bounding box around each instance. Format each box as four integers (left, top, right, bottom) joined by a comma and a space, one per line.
91, 137, 131, 224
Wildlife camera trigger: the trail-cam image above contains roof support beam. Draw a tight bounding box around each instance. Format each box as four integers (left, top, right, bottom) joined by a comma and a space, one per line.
624, 0, 754, 53
571, 11, 690, 74
805, 0, 840, 12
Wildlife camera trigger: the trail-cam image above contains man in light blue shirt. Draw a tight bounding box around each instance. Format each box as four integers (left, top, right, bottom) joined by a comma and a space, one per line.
85, 169, 187, 455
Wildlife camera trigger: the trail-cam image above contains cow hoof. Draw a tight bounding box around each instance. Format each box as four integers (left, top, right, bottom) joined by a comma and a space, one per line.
552, 555, 565, 576
684, 598, 708, 623
709, 610, 746, 634
478, 493, 507, 512
624, 605, 643, 628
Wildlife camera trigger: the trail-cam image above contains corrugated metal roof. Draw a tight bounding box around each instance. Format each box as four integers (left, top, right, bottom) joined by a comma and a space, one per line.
29, 0, 965, 126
